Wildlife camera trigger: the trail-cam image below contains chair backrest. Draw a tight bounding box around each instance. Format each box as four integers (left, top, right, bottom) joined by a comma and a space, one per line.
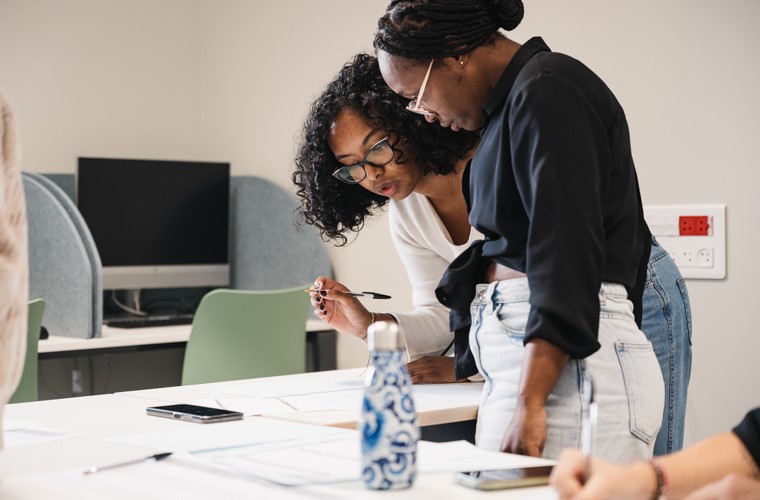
9, 299, 45, 404
181, 285, 311, 385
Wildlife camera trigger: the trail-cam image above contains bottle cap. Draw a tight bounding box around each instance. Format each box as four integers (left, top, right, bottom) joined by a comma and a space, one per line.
367, 321, 403, 351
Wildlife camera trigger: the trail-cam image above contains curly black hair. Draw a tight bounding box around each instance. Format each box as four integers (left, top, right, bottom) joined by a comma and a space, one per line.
293, 53, 479, 246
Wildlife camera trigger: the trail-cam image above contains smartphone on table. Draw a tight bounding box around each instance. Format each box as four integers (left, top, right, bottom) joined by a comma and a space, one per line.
454, 465, 554, 490
146, 404, 243, 424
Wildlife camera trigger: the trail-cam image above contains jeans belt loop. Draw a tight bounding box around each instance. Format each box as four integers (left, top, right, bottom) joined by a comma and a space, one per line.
484, 281, 499, 315
598, 285, 607, 307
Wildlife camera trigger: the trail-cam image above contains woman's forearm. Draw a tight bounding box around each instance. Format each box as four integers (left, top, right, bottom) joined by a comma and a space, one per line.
659, 432, 758, 498
518, 338, 569, 407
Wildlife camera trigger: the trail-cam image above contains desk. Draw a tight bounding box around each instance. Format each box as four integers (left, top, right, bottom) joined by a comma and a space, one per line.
2, 370, 556, 499
39, 319, 334, 354
114, 368, 481, 429
36, 320, 338, 399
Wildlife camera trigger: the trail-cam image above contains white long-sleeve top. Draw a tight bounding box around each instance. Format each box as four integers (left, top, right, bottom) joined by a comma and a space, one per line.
0, 89, 29, 450
388, 192, 482, 360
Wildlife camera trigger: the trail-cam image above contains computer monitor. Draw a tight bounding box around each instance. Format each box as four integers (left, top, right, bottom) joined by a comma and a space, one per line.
77, 157, 230, 290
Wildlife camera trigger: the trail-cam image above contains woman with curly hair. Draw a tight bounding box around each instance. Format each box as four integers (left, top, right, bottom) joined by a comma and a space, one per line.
294, 53, 482, 383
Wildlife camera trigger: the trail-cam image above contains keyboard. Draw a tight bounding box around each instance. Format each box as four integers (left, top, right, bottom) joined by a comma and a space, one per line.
105, 314, 194, 329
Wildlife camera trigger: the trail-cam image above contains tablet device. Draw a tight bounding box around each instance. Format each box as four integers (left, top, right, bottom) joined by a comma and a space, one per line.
146, 404, 243, 424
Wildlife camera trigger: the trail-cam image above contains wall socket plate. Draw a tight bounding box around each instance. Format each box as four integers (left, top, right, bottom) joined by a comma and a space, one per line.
643, 204, 726, 279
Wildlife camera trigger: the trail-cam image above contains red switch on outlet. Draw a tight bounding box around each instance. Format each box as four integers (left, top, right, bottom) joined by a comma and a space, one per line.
679, 216, 711, 236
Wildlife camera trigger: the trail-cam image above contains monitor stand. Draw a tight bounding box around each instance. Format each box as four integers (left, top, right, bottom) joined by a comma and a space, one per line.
112, 289, 148, 317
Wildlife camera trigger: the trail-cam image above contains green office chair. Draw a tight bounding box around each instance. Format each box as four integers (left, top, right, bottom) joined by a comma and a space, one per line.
9, 299, 45, 404
181, 285, 312, 385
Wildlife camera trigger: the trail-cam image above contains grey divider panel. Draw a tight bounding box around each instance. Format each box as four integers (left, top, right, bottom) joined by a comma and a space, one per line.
229, 176, 332, 291
23, 174, 96, 338
40, 173, 75, 202
27, 173, 103, 337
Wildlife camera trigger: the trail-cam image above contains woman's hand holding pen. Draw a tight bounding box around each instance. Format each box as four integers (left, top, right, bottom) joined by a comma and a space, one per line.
550, 449, 657, 500
308, 276, 374, 340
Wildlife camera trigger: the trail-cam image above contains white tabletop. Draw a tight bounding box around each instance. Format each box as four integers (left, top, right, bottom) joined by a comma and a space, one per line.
39, 319, 332, 354
1, 369, 555, 499
114, 368, 482, 429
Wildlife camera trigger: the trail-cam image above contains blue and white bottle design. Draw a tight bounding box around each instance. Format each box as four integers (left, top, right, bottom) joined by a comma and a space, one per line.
360, 321, 419, 490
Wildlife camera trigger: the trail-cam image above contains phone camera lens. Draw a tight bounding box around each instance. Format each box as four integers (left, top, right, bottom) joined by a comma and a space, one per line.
173, 413, 181, 419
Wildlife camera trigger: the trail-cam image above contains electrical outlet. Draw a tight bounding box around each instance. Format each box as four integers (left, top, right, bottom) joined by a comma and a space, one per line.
668, 247, 714, 268
696, 248, 714, 268
644, 204, 726, 279
679, 216, 712, 236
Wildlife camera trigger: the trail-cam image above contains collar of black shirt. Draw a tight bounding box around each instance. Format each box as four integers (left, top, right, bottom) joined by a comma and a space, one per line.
482, 36, 552, 121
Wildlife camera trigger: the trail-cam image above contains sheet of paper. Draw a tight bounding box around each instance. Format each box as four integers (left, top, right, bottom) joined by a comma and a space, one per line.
277, 388, 364, 412
10, 453, 309, 500
107, 416, 353, 453
191, 398, 298, 416
2, 419, 78, 448
207, 372, 366, 399
192, 437, 554, 487
194, 389, 365, 414
411, 382, 484, 404
198, 384, 479, 415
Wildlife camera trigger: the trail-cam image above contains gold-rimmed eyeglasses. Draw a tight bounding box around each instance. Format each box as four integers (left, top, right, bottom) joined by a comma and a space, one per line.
406, 59, 436, 117
332, 137, 395, 184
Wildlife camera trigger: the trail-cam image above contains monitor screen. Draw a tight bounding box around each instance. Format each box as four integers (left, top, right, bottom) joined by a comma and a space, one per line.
77, 157, 230, 290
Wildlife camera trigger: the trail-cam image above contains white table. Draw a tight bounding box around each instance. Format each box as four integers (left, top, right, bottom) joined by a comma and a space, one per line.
39, 319, 332, 354
2, 370, 556, 499
36, 320, 338, 398
114, 368, 482, 429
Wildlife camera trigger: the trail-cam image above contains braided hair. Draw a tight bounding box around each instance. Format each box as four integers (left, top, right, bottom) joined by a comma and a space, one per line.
374, 0, 524, 60
293, 53, 478, 246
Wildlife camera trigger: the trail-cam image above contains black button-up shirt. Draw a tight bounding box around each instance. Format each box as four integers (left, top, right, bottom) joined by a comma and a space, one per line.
437, 37, 651, 367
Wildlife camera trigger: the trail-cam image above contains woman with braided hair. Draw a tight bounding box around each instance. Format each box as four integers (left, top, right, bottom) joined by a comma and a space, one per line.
374, 0, 689, 462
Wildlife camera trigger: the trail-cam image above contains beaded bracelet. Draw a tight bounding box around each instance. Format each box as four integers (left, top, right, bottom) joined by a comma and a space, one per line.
649, 459, 669, 500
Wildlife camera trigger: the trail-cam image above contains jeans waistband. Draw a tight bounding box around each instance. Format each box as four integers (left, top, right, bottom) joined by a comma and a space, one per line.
473, 279, 628, 305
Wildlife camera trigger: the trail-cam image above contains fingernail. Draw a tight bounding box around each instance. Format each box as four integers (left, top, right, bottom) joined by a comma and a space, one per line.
319, 304, 325, 311
316, 296, 321, 303
320, 290, 326, 297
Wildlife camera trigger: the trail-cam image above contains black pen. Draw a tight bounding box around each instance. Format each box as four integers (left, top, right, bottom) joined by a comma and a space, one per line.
83, 452, 172, 475
345, 291, 391, 299
304, 289, 391, 299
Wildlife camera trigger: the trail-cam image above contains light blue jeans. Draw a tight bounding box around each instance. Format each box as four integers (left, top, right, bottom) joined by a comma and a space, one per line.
642, 237, 692, 454
470, 279, 664, 463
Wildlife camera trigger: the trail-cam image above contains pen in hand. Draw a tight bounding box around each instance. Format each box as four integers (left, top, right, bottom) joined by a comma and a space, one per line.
580, 372, 597, 483
304, 289, 391, 300
83, 452, 172, 475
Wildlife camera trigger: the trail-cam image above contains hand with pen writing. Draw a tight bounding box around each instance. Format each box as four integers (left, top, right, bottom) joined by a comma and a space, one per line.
550, 449, 653, 500
308, 276, 377, 341
551, 449, 760, 500
551, 409, 760, 500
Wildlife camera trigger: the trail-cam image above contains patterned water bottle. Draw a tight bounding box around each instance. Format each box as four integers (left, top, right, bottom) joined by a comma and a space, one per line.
360, 321, 419, 490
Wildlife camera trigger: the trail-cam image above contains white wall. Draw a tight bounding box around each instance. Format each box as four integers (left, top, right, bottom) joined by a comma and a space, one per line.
1, 0, 758, 445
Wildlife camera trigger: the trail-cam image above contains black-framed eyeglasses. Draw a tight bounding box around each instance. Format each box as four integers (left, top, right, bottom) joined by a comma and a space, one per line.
332, 137, 395, 184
